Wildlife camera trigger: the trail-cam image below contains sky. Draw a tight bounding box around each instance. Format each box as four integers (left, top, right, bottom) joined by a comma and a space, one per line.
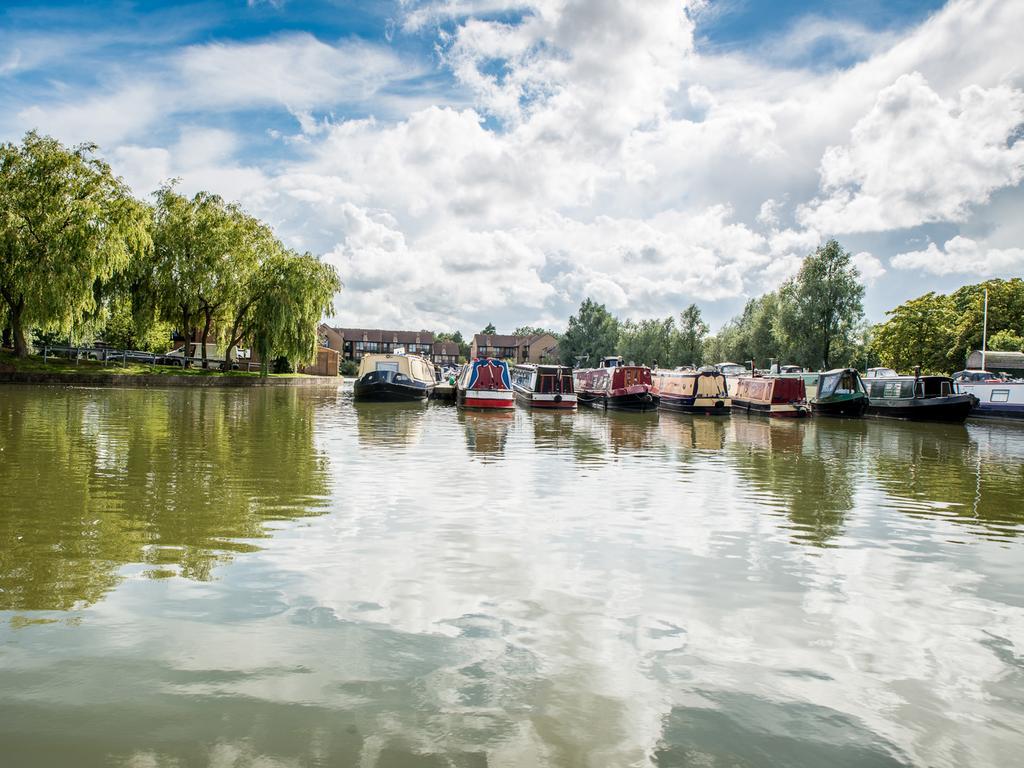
2, 0, 1022, 335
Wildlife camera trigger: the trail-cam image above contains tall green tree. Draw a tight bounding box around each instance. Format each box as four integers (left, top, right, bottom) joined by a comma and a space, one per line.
775, 239, 865, 369
560, 298, 619, 366
618, 316, 675, 366
673, 304, 708, 366
0, 131, 150, 356
248, 251, 341, 376
481, 322, 497, 335
513, 325, 555, 338
871, 292, 956, 373
139, 185, 229, 367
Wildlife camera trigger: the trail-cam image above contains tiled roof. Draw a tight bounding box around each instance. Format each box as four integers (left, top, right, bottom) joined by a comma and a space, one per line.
473, 334, 521, 347
333, 327, 435, 344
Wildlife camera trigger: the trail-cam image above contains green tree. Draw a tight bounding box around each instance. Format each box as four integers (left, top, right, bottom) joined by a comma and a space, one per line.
871, 292, 956, 373
775, 240, 865, 369
989, 329, 1024, 352
138, 185, 229, 367
100, 296, 174, 352
481, 322, 497, 335
948, 279, 1024, 368
0, 131, 151, 356
673, 304, 708, 366
618, 316, 675, 366
560, 298, 619, 366
248, 251, 341, 376
513, 325, 555, 338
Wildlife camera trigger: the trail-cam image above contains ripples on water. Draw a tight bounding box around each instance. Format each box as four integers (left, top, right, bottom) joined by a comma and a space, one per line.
1, 384, 1023, 767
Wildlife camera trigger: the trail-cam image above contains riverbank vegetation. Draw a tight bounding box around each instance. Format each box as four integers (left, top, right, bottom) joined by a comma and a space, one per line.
559, 240, 1019, 374
0, 131, 341, 374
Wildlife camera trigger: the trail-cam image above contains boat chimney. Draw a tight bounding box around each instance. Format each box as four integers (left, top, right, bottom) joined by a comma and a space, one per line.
914, 364, 921, 380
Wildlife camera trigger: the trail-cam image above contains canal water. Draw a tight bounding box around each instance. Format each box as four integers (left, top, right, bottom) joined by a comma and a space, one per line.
1, 384, 1022, 767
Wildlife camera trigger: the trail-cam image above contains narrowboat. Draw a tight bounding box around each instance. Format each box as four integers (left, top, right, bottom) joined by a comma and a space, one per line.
352, 353, 436, 402
731, 376, 809, 417
511, 364, 577, 409
865, 373, 978, 422
652, 366, 730, 414
573, 356, 659, 412
456, 358, 514, 410
811, 368, 869, 418
952, 370, 1024, 420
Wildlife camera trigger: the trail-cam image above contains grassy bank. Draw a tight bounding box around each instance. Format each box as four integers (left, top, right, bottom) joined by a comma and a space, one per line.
0, 351, 308, 377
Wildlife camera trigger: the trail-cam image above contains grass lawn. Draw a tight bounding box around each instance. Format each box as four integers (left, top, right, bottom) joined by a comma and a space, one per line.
0, 351, 307, 377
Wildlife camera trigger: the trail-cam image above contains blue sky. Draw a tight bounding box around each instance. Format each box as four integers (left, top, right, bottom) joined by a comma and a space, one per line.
2, 0, 1022, 335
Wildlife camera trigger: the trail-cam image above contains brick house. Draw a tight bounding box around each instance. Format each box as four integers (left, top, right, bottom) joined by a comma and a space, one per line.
470, 332, 560, 363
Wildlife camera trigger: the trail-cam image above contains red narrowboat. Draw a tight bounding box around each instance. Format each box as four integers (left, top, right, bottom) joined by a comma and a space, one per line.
573, 356, 659, 412
731, 376, 808, 417
456, 358, 515, 410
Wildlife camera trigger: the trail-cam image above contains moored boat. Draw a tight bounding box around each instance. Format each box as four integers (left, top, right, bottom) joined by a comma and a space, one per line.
573, 356, 659, 412
811, 368, 869, 418
352, 353, 436, 402
865, 373, 977, 422
952, 370, 1024, 420
652, 366, 730, 414
731, 376, 808, 417
456, 358, 514, 410
511, 364, 577, 409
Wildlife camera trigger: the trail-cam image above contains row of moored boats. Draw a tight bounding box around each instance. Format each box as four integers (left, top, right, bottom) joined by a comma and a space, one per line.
351, 353, 1022, 423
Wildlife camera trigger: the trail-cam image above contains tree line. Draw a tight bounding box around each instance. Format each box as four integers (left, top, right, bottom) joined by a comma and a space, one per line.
560, 240, 868, 370
0, 131, 341, 373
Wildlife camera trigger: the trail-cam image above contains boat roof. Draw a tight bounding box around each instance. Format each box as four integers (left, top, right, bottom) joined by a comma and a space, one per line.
865, 374, 951, 381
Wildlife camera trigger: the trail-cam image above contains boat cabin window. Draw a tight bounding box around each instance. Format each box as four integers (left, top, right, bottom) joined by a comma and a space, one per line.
991, 389, 1010, 402
870, 381, 915, 399
376, 361, 400, 373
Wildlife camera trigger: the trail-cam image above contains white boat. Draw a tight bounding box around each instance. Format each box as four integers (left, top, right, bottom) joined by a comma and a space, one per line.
952, 370, 1024, 419
511, 364, 577, 410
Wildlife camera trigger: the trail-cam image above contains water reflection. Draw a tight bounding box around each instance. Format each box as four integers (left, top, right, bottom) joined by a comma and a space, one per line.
0, 387, 330, 610
459, 409, 513, 460
2, 388, 1024, 767
355, 400, 427, 447
868, 420, 1024, 539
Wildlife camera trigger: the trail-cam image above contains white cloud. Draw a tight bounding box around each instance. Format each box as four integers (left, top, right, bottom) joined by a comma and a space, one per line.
891, 236, 1024, 276
797, 72, 1024, 234
852, 251, 886, 283
176, 33, 413, 112
7, 0, 1024, 332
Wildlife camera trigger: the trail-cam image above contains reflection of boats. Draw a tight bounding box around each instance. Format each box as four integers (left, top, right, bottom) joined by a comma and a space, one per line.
355, 401, 426, 446
730, 377, 808, 417
574, 356, 659, 412
952, 370, 1024, 420
456, 358, 514, 410
658, 412, 727, 451
652, 367, 730, 414
460, 409, 514, 457
811, 368, 868, 418
511, 364, 577, 410
865, 374, 977, 422
352, 353, 436, 402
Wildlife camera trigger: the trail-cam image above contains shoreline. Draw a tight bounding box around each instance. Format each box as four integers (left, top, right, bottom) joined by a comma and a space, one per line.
0, 370, 342, 388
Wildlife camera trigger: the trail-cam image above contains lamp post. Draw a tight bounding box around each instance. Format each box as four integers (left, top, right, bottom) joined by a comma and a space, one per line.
981, 288, 989, 371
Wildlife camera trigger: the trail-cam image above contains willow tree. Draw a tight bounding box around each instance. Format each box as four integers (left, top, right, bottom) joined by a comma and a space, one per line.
0, 131, 150, 356
248, 251, 341, 376
142, 185, 239, 367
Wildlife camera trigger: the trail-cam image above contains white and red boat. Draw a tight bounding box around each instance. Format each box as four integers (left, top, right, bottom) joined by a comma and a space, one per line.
573, 356, 659, 412
456, 358, 514, 410
511, 364, 577, 409
731, 376, 808, 417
